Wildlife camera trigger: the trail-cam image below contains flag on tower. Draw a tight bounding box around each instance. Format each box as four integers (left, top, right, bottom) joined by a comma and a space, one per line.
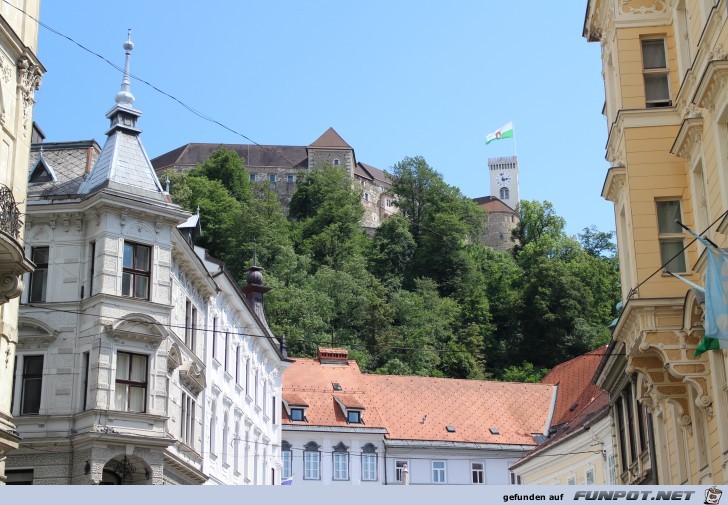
486, 122, 514, 145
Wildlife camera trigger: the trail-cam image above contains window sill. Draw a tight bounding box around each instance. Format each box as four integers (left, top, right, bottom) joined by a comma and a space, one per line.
224, 371, 233, 381
212, 358, 221, 368
235, 383, 243, 393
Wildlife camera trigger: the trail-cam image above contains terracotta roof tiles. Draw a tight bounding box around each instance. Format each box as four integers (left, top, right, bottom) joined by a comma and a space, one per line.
283, 356, 556, 446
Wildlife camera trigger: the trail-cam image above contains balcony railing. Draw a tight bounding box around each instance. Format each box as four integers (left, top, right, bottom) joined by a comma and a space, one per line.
0, 183, 22, 240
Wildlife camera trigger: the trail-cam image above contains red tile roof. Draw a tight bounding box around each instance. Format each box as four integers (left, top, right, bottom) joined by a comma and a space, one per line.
511, 346, 611, 468
308, 127, 352, 149
283, 355, 556, 446
472, 195, 517, 214
541, 346, 608, 426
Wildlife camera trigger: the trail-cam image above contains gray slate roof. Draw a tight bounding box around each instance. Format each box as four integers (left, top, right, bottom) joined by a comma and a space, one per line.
28, 141, 101, 198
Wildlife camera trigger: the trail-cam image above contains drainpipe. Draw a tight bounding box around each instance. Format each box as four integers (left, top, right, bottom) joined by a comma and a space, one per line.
383, 443, 387, 485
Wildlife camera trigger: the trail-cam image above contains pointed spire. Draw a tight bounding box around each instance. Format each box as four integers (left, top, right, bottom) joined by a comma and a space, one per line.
253, 240, 258, 267
196, 204, 200, 216
115, 29, 135, 108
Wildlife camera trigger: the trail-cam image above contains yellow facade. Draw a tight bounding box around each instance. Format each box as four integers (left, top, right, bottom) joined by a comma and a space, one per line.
0, 0, 42, 484
585, 0, 728, 485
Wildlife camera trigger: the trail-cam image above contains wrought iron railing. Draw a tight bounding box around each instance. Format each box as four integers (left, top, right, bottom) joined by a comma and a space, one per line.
0, 183, 22, 239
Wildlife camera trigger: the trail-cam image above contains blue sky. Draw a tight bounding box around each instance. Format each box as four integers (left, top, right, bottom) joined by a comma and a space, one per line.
33, 1, 612, 237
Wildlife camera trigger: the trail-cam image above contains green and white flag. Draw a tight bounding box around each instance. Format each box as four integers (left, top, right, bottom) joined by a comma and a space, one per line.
486, 121, 514, 145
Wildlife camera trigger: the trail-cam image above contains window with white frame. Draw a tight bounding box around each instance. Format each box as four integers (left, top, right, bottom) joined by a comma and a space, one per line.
432, 461, 446, 484
234, 421, 241, 473
180, 390, 196, 447
333, 159, 340, 166
395, 460, 408, 483
290, 407, 305, 421
332, 442, 349, 480
115, 352, 147, 412
568, 475, 576, 485
656, 200, 686, 273
184, 300, 197, 352
269, 174, 276, 188
641, 39, 671, 108
28, 246, 49, 303
222, 411, 230, 465
361, 444, 377, 481
471, 462, 484, 484
282, 441, 292, 479
210, 401, 217, 456
122, 241, 151, 299
245, 357, 251, 396
500, 186, 510, 200
304, 442, 320, 480
19, 355, 43, 415
287, 174, 295, 183
586, 469, 595, 485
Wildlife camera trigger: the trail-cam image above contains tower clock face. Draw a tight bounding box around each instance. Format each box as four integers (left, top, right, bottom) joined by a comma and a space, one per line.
497, 172, 512, 186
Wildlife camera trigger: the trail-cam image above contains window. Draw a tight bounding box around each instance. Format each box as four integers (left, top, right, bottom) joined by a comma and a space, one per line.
184, 301, 197, 352
333, 443, 349, 480
181, 391, 196, 447
234, 421, 241, 473
245, 358, 251, 395
386, 199, 393, 207
255, 369, 260, 406
290, 408, 304, 421
222, 411, 230, 465
212, 317, 217, 359
282, 442, 292, 479
304, 443, 320, 480
81, 351, 90, 410
432, 461, 446, 484
287, 174, 295, 183
122, 241, 151, 299
29, 246, 49, 302
361, 444, 377, 481
347, 410, 361, 424
586, 469, 595, 485
114, 352, 147, 412
263, 382, 268, 415
472, 462, 484, 484
510, 471, 522, 485
269, 174, 276, 188
235, 346, 241, 384
89, 241, 96, 297
641, 39, 671, 108
272, 396, 276, 423
224, 332, 230, 373
20, 355, 43, 415
674, 0, 691, 78
568, 476, 576, 485
5, 469, 33, 485
656, 200, 686, 272
333, 159, 340, 166
500, 187, 510, 200
691, 160, 710, 240
210, 401, 217, 456
364, 193, 369, 202
395, 460, 408, 482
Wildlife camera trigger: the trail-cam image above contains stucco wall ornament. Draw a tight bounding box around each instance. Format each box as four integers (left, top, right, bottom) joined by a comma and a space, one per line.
620, 0, 666, 15
16, 57, 41, 138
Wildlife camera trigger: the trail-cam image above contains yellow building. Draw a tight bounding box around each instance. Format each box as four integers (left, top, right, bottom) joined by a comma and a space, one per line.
0, 0, 42, 484
585, 0, 728, 485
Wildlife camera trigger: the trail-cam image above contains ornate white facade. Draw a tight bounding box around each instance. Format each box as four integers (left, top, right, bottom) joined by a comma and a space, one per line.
5, 34, 288, 485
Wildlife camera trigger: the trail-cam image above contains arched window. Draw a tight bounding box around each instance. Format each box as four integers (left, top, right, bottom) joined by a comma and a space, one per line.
500, 187, 509, 200
333, 159, 340, 166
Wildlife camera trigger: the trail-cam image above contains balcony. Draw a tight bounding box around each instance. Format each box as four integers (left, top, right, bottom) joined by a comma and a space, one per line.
0, 183, 33, 304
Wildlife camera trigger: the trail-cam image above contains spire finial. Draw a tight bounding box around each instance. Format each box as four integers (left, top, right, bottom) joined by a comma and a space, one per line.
196, 204, 200, 216
253, 240, 258, 267
115, 29, 135, 108
164, 174, 170, 194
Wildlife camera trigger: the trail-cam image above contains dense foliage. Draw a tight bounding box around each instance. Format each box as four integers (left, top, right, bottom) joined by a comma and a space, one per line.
168, 148, 620, 380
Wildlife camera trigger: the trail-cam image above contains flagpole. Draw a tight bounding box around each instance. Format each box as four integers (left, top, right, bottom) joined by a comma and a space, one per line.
512, 120, 518, 157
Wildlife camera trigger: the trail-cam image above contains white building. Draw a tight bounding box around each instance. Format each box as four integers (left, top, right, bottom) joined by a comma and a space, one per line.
282, 348, 556, 486
6, 33, 289, 485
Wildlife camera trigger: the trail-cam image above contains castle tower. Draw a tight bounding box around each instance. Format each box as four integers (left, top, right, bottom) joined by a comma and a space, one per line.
488, 155, 519, 211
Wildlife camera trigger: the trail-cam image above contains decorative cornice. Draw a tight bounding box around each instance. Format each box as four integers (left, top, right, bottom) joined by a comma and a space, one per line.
601, 166, 626, 203
671, 117, 704, 158
693, 60, 728, 112
179, 362, 206, 397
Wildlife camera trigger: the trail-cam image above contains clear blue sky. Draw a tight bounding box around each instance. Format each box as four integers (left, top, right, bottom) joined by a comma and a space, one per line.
33, 1, 613, 237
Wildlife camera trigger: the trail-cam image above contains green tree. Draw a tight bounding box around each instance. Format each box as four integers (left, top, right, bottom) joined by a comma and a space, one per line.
190, 147, 252, 203
502, 362, 548, 383
367, 215, 416, 291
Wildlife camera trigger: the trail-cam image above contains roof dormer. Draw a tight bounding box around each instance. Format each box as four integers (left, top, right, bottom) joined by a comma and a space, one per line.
28, 152, 56, 183
282, 392, 309, 422
334, 394, 365, 424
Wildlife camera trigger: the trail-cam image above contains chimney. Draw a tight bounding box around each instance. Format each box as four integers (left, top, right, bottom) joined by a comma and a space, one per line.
317, 347, 349, 365
85, 147, 94, 174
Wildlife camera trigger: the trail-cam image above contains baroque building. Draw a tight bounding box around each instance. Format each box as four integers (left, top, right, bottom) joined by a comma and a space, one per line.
6, 34, 289, 485
151, 128, 397, 230
0, 0, 43, 485
584, 0, 728, 485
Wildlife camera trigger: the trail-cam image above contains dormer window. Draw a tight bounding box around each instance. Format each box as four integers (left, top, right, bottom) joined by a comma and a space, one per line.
290, 408, 305, 421
347, 410, 361, 424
